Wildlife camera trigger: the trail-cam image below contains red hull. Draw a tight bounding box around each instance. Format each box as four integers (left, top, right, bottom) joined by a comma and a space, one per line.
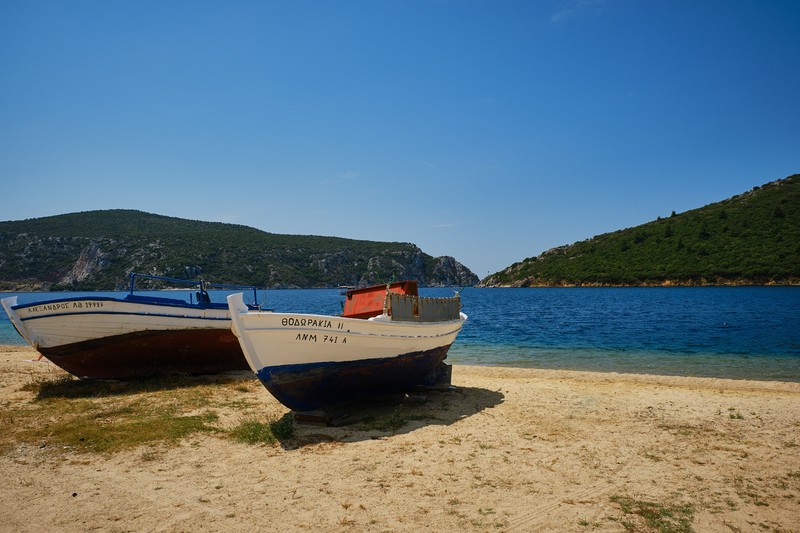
39, 329, 249, 379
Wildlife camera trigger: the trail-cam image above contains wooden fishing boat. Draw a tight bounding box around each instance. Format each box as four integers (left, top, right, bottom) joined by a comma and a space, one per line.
1, 273, 261, 379
227, 281, 467, 411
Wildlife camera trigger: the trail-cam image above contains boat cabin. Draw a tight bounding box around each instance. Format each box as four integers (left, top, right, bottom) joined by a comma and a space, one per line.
341, 281, 418, 319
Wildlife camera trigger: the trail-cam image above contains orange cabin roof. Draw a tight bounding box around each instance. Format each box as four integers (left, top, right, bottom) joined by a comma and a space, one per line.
341, 280, 419, 319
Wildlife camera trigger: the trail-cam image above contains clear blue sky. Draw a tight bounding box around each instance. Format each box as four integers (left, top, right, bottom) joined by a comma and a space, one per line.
2, 1, 798, 278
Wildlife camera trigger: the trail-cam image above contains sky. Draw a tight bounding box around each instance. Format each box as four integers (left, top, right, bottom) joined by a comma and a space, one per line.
1, 1, 798, 279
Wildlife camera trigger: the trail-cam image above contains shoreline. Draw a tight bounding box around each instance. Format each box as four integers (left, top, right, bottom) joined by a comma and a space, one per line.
4, 340, 800, 384
2, 345, 799, 531
5, 342, 800, 388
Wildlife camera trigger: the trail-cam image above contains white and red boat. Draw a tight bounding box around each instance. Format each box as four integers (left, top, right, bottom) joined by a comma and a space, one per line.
227, 281, 467, 411
1, 273, 261, 379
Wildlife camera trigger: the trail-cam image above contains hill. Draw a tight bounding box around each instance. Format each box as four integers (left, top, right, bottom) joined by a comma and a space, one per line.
0, 210, 478, 290
482, 174, 800, 287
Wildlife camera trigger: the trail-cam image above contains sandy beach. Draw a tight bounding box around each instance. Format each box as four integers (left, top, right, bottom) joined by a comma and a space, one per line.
1, 344, 798, 532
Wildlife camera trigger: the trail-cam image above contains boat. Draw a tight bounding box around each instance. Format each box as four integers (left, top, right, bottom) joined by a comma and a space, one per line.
1, 273, 262, 379
227, 281, 467, 411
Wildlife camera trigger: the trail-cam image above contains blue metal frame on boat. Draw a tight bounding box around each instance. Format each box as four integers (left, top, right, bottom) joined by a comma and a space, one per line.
126, 272, 261, 308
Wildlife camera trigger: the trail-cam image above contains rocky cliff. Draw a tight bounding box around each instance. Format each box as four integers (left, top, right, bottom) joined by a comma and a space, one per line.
0, 210, 479, 290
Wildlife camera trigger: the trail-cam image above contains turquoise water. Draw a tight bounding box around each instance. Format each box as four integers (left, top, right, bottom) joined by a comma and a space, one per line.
2, 287, 799, 381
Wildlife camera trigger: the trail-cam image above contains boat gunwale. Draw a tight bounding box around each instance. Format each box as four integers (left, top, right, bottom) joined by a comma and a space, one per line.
17, 309, 232, 323
236, 310, 467, 336
7, 294, 232, 311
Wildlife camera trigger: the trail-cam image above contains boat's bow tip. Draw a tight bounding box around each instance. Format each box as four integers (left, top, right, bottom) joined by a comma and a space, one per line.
226, 292, 248, 314
226, 292, 249, 340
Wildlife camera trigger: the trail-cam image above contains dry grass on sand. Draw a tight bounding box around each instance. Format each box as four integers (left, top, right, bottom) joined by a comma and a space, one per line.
1, 345, 799, 532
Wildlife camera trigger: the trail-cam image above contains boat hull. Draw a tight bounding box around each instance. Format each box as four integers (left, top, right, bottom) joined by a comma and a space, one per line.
256, 345, 452, 411
2, 295, 249, 378
35, 329, 246, 379
227, 293, 466, 411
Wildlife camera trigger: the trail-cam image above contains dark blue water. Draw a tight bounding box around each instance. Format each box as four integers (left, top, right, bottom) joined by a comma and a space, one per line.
450, 287, 800, 381
2, 287, 798, 381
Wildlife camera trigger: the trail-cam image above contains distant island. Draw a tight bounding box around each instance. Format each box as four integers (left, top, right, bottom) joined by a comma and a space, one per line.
481, 174, 799, 287
0, 210, 479, 291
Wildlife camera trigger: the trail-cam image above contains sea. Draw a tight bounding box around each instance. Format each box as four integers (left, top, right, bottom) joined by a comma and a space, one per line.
2, 286, 799, 382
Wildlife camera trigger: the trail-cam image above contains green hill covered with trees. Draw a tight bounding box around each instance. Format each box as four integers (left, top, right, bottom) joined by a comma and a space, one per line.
482, 174, 800, 287
0, 210, 478, 290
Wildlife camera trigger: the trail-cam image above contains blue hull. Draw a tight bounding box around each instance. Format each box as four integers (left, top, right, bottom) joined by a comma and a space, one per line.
255, 345, 452, 411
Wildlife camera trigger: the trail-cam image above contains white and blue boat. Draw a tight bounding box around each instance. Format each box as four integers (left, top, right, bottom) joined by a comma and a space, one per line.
1, 273, 261, 379
227, 281, 467, 411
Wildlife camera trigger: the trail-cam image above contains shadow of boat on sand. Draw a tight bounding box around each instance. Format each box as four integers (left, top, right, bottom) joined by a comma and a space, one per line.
282, 385, 505, 448
29, 371, 504, 450
32, 370, 255, 400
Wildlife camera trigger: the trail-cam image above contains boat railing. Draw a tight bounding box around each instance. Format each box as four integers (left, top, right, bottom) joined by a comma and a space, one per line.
385, 293, 461, 323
